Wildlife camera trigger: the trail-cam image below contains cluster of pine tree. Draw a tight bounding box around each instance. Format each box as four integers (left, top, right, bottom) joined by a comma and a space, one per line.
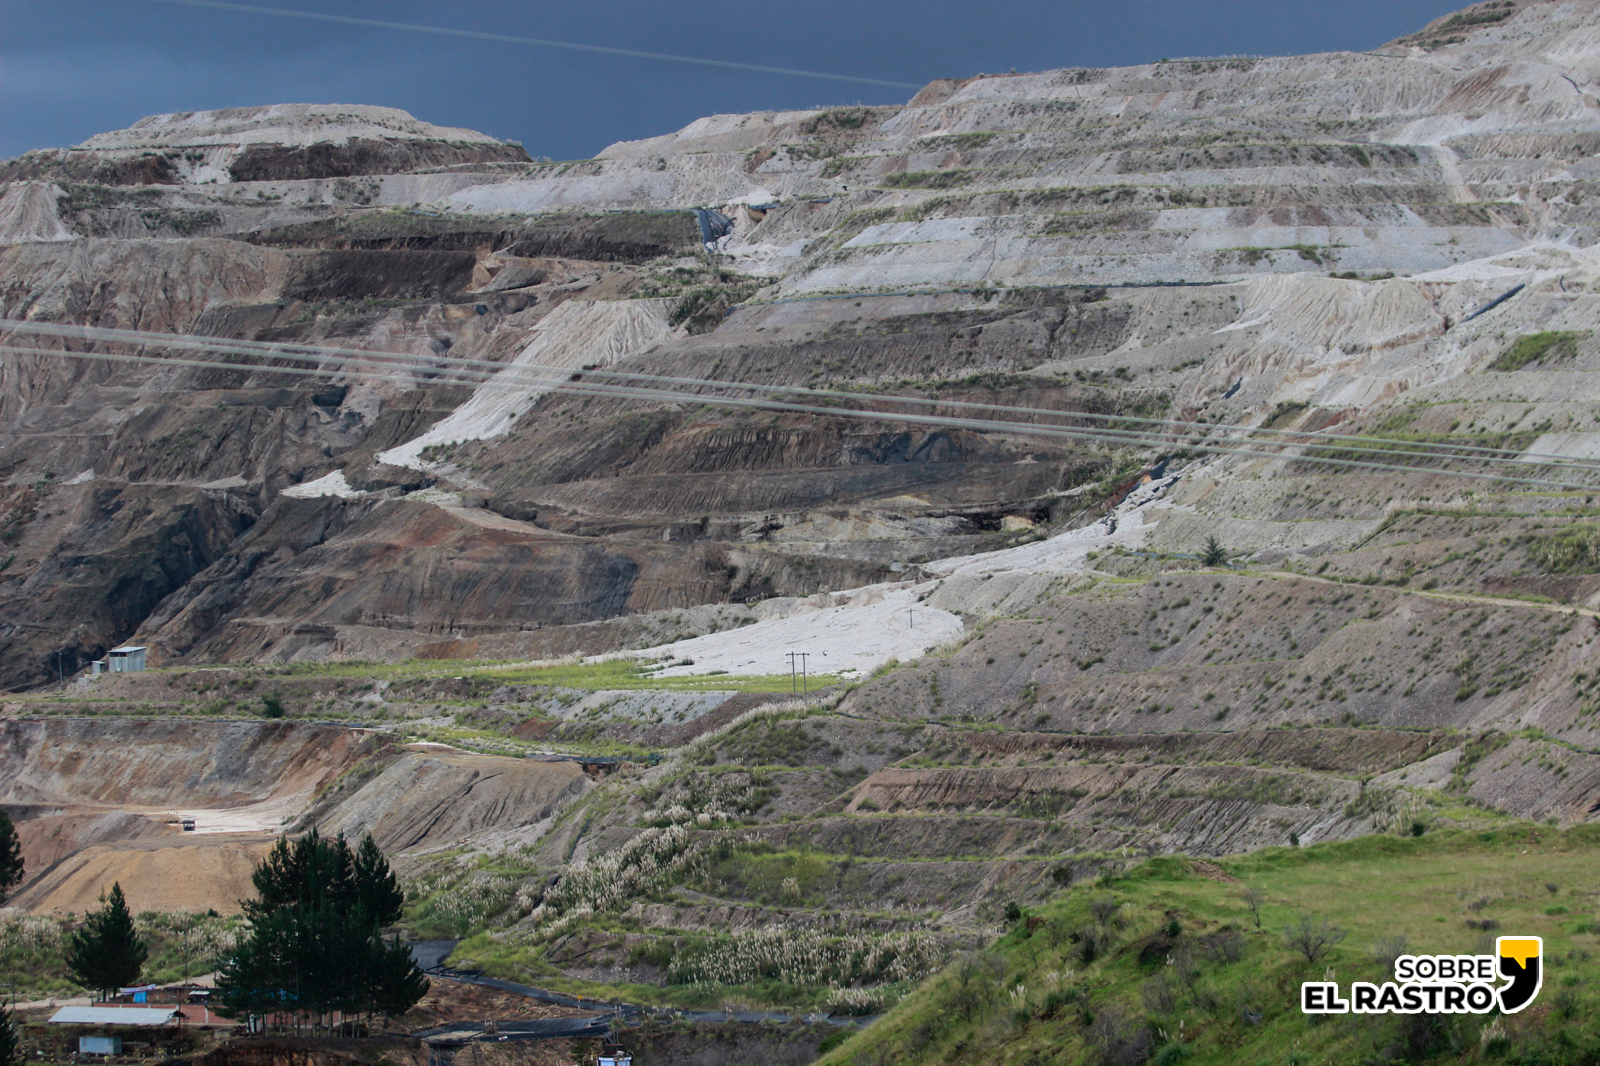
216, 831, 428, 1034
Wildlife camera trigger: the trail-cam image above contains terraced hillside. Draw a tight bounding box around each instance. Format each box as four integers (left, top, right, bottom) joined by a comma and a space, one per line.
3, 2, 1600, 1060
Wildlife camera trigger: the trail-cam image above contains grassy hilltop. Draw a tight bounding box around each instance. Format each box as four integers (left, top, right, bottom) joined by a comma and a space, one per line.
816, 825, 1600, 1066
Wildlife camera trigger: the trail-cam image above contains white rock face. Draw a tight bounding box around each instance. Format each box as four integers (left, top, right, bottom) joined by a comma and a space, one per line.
633, 580, 965, 679
76, 103, 505, 150
281, 470, 363, 499
278, 0, 1600, 298
376, 298, 679, 472
0, 183, 76, 242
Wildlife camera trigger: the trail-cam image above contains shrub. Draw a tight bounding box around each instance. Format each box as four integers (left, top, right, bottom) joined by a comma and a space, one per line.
1153, 1042, 1190, 1066
1089, 897, 1122, 926
668, 928, 947, 991
1286, 913, 1346, 964
1241, 886, 1266, 929
1086, 1004, 1152, 1066
1371, 934, 1409, 972
1202, 929, 1246, 964
412, 871, 519, 937
1141, 973, 1179, 1013
826, 986, 889, 1015
817, 1028, 853, 1054
1531, 524, 1600, 573
525, 825, 696, 935
1075, 925, 1109, 964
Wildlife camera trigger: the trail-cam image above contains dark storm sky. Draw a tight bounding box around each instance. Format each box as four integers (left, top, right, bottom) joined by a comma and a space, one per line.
1, 0, 1470, 161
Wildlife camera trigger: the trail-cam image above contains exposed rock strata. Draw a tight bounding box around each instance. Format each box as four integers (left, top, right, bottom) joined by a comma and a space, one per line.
6, 2, 1600, 942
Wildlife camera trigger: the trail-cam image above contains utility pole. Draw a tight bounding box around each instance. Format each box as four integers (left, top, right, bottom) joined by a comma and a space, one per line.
785, 652, 809, 695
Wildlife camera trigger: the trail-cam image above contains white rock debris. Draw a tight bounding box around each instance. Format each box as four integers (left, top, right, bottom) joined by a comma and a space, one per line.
633, 476, 1176, 678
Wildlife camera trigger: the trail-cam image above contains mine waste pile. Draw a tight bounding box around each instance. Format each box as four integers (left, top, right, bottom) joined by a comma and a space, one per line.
8, 3, 1600, 1063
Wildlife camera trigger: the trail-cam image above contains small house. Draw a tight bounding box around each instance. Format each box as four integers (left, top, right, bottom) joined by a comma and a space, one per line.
50, 1005, 182, 1055
107, 645, 147, 672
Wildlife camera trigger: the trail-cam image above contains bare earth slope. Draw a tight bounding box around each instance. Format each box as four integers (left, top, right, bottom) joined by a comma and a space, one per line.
6, 0, 1600, 1031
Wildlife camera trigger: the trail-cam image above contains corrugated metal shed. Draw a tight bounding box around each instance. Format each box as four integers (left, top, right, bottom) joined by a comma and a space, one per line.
107, 645, 147, 672
50, 1007, 178, 1026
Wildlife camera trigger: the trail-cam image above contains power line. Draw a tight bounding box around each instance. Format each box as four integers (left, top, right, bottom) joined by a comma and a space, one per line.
1, 323, 1592, 487
4, 340, 1596, 492
144, 0, 925, 90
7, 318, 1600, 476
3, 318, 1591, 485
6, 318, 1589, 470
786, 651, 808, 695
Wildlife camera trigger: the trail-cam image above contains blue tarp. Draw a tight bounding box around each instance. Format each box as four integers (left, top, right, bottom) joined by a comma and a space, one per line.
693, 208, 735, 246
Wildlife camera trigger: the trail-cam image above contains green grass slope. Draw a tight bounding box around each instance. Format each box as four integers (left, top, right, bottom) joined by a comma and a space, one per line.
817, 825, 1600, 1066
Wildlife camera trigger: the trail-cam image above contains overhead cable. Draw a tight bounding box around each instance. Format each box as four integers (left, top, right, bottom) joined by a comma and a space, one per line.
144, 0, 925, 90
4, 341, 1596, 493
5, 318, 1598, 475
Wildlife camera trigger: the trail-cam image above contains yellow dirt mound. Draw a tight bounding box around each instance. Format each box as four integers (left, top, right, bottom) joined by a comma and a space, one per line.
11, 838, 275, 915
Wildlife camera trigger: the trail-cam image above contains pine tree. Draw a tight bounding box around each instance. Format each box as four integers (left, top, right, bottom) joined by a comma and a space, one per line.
218, 833, 427, 1031
246, 830, 355, 918
0, 810, 22, 902
65, 883, 148, 1000
0, 1006, 21, 1066
370, 934, 429, 1022
352, 835, 404, 927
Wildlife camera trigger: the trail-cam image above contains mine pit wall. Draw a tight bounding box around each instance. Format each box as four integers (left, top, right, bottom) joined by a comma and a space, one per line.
0, 718, 371, 808
315, 750, 590, 858
0, 719, 377, 912
0, 717, 597, 911
0, 213, 1157, 684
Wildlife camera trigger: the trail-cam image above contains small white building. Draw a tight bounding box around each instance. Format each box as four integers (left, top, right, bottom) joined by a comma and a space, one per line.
107, 645, 147, 672
50, 1005, 182, 1054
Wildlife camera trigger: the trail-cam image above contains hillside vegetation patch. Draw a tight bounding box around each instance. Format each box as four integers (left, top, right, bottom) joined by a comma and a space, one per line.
819, 825, 1600, 1066
1490, 331, 1584, 371
633, 262, 765, 333
1530, 523, 1600, 573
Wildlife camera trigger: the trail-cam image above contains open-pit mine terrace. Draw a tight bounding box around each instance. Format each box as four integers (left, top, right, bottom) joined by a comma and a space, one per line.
4, 0, 1600, 1036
